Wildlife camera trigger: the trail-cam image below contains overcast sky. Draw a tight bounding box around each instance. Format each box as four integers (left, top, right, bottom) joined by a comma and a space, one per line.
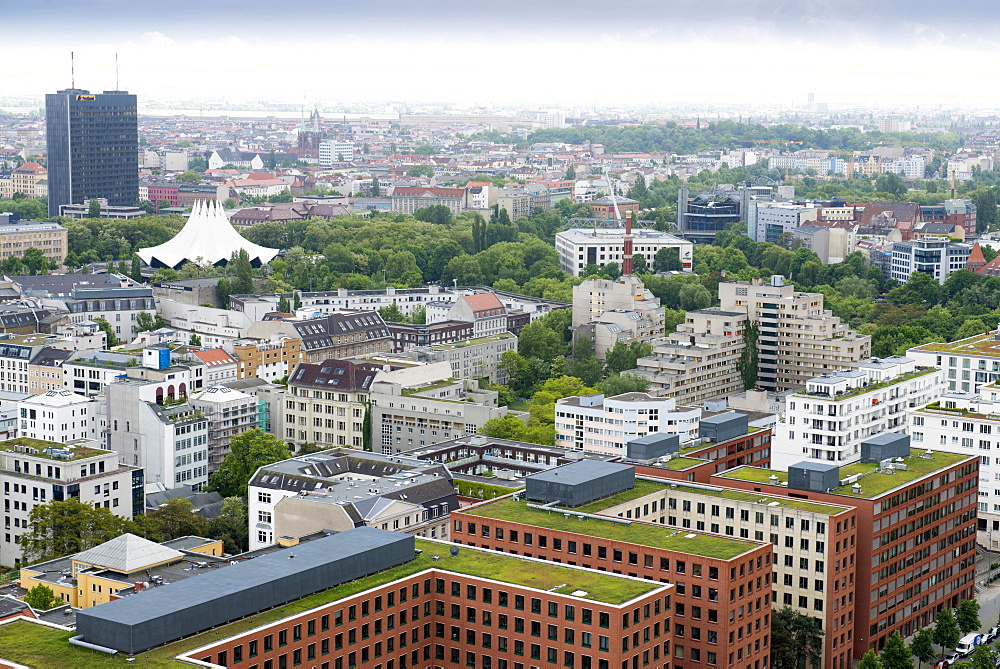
7, 1, 1000, 109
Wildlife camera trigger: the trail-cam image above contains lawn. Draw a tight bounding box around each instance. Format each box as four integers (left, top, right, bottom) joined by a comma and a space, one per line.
718, 466, 788, 484
0, 540, 659, 667
573, 479, 665, 513
832, 449, 970, 498
659, 457, 705, 470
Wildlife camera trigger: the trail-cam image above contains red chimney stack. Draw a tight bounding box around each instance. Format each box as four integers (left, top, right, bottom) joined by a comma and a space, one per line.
623, 210, 634, 276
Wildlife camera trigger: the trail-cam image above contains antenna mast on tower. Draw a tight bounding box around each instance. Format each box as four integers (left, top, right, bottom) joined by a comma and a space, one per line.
623, 211, 634, 276
71, 51, 75, 88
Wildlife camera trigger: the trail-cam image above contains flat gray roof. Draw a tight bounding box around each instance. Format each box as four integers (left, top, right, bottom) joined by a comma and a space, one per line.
528, 459, 634, 486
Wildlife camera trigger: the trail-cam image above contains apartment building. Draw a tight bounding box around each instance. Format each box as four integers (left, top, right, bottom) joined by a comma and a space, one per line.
372, 362, 512, 455
387, 320, 474, 353
283, 358, 377, 451
189, 348, 237, 385
63, 351, 137, 396
907, 382, 1000, 549
107, 377, 210, 489
292, 312, 392, 364
633, 308, 747, 403
717, 442, 978, 655
909, 327, 1000, 394
231, 336, 301, 382
17, 390, 100, 443
573, 276, 666, 359
554, 393, 701, 455
0, 162, 46, 200
189, 385, 259, 471
719, 277, 871, 391
0, 215, 67, 266
776, 356, 944, 469
0, 333, 73, 394
446, 293, 510, 339
405, 332, 518, 384
556, 227, 693, 276
247, 449, 456, 550
456, 461, 771, 669
0, 438, 142, 565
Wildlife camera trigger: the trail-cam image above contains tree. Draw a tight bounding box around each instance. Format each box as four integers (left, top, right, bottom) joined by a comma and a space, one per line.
175, 170, 201, 183
147, 498, 209, 540
378, 302, 407, 323
933, 608, 962, 657
910, 627, 935, 669
565, 165, 575, 180
770, 606, 824, 669
604, 341, 652, 375
135, 311, 166, 333
210, 428, 292, 498
738, 320, 760, 389
277, 294, 291, 313
411, 305, 426, 324
597, 373, 649, 396
22, 247, 47, 275
968, 644, 997, 669
23, 584, 60, 610
654, 247, 682, 273
21, 498, 133, 563
189, 333, 202, 346
875, 172, 907, 198
679, 283, 712, 311
957, 599, 981, 634
518, 320, 565, 361
880, 631, 912, 669
413, 204, 453, 225
293, 291, 302, 310
88, 199, 102, 219
370, 178, 381, 196
229, 249, 254, 295
632, 253, 649, 274
93, 317, 119, 347
207, 497, 249, 554
405, 164, 435, 178
859, 649, 884, 669
130, 255, 142, 283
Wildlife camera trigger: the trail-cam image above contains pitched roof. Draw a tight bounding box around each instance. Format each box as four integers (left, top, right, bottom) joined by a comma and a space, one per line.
73, 534, 184, 573
859, 201, 922, 226
289, 358, 379, 392
192, 349, 236, 366
968, 242, 986, 265
461, 292, 504, 316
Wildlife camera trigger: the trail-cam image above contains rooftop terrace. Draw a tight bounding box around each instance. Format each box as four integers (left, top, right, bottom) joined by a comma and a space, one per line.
0, 438, 108, 462
427, 332, 517, 351
0, 539, 660, 667
719, 448, 971, 499
464, 494, 765, 559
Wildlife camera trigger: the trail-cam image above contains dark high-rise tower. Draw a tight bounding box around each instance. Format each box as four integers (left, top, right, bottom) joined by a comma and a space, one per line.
45, 88, 138, 216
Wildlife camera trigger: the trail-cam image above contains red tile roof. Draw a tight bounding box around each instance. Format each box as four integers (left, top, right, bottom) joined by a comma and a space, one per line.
462, 292, 504, 316
968, 242, 987, 265
192, 349, 236, 366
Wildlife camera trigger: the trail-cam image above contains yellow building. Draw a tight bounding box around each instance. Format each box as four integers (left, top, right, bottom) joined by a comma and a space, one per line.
20, 533, 222, 609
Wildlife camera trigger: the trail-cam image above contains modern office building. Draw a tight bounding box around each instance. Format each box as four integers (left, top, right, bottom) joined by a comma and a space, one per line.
45, 88, 138, 216
889, 238, 972, 285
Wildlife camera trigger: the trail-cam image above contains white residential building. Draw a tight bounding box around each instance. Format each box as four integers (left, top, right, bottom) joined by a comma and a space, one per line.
555, 227, 693, 276
554, 392, 701, 455
0, 439, 141, 565
318, 140, 355, 165
776, 356, 944, 470
909, 328, 1000, 394
908, 384, 1000, 549
17, 391, 100, 443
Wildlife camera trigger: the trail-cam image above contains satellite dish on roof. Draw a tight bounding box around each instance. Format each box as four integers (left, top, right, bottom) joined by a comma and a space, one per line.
450, 546, 460, 558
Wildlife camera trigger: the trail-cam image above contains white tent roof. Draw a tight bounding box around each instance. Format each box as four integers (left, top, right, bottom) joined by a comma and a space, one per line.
73, 533, 184, 573
137, 199, 280, 269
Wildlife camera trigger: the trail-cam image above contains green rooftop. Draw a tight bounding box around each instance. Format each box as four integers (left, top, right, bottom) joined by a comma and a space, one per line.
428, 332, 517, 350
0, 539, 660, 667
464, 497, 760, 559
658, 456, 705, 470
0, 438, 108, 462
721, 449, 971, 500
911, 331, 1000, 356
795, 367, 939, 401
831, 449, 970, 498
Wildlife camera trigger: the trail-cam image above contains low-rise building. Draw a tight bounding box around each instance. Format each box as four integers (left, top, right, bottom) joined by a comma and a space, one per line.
230, 336, 301, 381
386, 319, 474, 353
0, 215, 66, 266
248, 449, 457, 550
17, 390, 100, 443
405, 332, 517, 384
292, 311, 391, 363
909, 327, 1000, 394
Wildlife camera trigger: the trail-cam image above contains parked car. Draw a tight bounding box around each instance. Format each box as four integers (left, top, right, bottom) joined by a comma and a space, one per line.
986, 624, 1000, 643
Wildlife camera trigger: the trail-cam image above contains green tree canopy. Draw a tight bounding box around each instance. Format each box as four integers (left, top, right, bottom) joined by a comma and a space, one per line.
933, 608, 962, 655
405, 164, 435, 178
957, 599, 981, 634
147, 498, 209, 540
879, 631, 912, 669
210, 429, 292, 498
596, 373, 649, 396
909, 627, 935, 668
21, 498, 134, 564
24, 584, 60, 610
770, 606, 824, 669
93, 317, 118, 347
858, 649, 884, 669
207, 497, 249, 554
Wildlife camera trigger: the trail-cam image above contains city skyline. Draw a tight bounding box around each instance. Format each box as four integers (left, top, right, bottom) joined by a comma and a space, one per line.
6, 1, 1000, 107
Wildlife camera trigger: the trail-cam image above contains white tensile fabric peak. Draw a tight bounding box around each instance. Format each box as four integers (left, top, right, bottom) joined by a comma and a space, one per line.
136, 199, 280, 269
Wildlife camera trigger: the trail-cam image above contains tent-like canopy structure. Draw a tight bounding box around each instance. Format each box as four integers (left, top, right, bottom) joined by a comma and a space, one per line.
137, 200, 280, 269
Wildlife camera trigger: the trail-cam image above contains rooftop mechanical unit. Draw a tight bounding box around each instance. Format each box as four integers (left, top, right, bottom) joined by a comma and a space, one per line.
626, 433, 679, 461
698, 412, 748, 443
861, 432, 910, 463
525, 460, 635, 508
787, 461, 841, 493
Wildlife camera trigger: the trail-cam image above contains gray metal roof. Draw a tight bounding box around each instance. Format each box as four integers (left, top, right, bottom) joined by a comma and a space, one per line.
527, 459, 633, 486
73, 534, 185, 574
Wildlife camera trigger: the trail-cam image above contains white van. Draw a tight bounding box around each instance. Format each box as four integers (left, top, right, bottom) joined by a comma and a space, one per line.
956, 632, 983, 656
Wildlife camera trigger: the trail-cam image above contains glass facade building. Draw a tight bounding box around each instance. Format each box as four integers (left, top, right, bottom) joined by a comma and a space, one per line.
45, 88, 138, 216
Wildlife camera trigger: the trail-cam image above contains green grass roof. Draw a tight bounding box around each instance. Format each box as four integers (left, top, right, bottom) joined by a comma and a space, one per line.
658, 457, 705, 470
464, 497, 760, 559
0, 540, 660, 667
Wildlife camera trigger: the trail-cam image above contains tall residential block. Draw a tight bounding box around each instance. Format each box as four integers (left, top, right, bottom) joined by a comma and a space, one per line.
45, 88, 138, 216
